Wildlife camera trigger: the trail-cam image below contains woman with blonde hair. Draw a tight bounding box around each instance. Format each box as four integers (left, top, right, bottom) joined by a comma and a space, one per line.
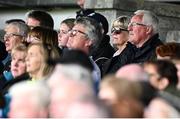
25, 43, 60, 80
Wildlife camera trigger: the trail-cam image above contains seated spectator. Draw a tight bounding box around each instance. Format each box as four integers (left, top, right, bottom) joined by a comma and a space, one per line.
156, 42, 180, 60
26, 26, 61, 55
25, 10, 54, 29
26, 26, 58, 46
128, 10, 163, 62
143, 60, 179, 93
67, 17, 101, 89
102, 16, 130, 75
25, 43, 60, 80
98, 75, 143, 118
111, 16, 130, 56
0, 44, 29, 93
8, 81, 50, 118
87, 13, 115, 71
3, 19, 29, 71
58, 18, 75, 49
47, 64, 95, 117
76, 0, 115, 71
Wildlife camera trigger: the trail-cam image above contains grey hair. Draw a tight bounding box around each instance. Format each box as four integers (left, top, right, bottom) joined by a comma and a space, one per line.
9, 81, 50, 109
134, 10, 159, 34
75, 17, 103, 48
8, 21, 29, 37
49, 64, 93, 86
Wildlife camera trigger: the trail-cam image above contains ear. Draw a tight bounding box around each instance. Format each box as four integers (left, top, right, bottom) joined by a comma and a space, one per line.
146, 25, 153, 35
158, 77, 169, 90
85, 40, 93, 47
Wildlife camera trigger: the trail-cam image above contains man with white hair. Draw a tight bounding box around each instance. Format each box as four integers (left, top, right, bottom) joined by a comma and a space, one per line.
103, 10, 163, 76
8, 81, 50, 118
128, 10, 163, 62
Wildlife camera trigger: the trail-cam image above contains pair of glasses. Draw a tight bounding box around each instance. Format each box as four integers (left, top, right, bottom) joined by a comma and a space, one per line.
4, 33, 22, 39
111, 28, 128, 34
69, 29, 87, 37
128, 22, 147, 27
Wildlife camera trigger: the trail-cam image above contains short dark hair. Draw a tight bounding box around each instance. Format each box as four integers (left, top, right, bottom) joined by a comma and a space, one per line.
27, 10, 54, 29
146, 60, 178, 86
48, 49, 94, 72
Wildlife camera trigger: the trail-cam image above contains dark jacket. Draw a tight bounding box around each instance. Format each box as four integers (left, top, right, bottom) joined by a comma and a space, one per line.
102, 34, 163, 76
90, 35, 115, 72
102, 42, 137, 76
134, 34, 163, 63
1, 73, 30, 95
0, 41, 8, 75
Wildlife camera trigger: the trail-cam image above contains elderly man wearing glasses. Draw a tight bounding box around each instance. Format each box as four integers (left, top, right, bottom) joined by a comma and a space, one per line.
67, 17, 102, 93
0, 19, 29, 87
128, 10, 163, 62
102, 10, 163, 76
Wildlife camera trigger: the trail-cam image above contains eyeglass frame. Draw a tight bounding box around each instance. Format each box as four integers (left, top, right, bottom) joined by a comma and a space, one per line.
4, 33, 23, 39
68, 29, 88, 38
128, 22, 147, 27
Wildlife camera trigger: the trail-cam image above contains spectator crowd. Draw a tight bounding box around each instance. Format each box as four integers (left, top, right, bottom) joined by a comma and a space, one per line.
0, 0, 180, 118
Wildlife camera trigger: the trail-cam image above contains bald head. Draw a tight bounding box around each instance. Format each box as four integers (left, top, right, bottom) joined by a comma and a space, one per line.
115, 64, 148, 82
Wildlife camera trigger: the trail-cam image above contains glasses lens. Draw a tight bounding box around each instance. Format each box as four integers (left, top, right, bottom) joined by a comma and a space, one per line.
111, 29, 121, 34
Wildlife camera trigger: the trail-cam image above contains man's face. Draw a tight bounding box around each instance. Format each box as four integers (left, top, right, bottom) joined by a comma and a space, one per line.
26, 17, 40, 28
128, 15, 148, 47
143, 64, 160, 89
68, 24, 90, 52
4, 24, 23, 53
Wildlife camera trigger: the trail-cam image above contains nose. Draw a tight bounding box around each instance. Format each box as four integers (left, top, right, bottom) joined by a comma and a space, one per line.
4, 35, 9, 41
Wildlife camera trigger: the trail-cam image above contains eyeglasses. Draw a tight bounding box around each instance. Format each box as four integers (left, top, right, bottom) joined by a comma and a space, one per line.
128, 22, 147, 27
111, 28, 128, 34
69, 29, 87, 37
4, 33, 23, 39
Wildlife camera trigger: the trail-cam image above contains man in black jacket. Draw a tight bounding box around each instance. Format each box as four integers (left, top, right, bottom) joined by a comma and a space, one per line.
76, 0, 115, 72
128, 10, 163, 62
102, 10, 163, 76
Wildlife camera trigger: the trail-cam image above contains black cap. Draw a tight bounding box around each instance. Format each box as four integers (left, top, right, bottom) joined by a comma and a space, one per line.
87, 12, 109, 34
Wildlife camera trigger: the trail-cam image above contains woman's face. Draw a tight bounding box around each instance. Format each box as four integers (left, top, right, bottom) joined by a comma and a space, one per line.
111, 30, 129, 49
11, 51, 26, 78
58, 23, 70, 48
26, 34, 42, 44
25, 45, 43, 76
